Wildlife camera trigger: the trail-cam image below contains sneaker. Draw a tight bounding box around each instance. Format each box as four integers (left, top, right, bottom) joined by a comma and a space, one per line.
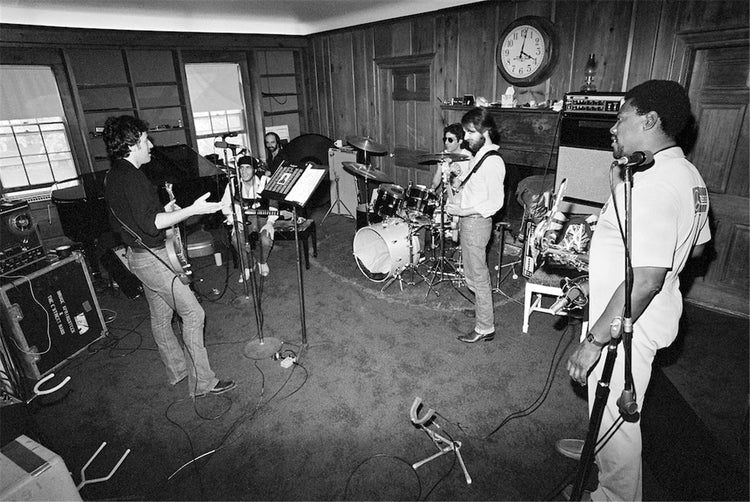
555, 438, 584, 460
209, 379, 236, 395
258, 263, 269, 277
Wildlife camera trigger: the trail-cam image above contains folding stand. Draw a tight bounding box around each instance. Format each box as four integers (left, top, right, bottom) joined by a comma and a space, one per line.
409, 397, 471, 485
321, 170, 353, 223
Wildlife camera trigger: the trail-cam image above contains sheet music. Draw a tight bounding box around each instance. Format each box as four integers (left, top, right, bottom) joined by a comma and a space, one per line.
286, 168, 326, 205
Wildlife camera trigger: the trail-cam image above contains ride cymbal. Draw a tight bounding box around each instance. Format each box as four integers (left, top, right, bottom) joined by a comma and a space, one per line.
342, 161, 392, 183
345, 135, 388, 154
418, 152, 471, 164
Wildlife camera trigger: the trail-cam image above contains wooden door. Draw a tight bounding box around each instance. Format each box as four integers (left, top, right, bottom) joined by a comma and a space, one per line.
683, 43, 749, 316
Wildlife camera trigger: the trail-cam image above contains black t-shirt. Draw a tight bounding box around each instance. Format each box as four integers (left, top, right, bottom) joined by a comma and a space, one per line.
105, 158, 165, 249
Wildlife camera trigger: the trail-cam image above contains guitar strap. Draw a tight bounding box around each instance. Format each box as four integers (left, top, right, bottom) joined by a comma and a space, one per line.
456, 150, 501, 191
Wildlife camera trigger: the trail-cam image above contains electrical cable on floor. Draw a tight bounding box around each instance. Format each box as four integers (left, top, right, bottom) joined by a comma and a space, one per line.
482, 322, 575, 439
342, 454, 422, 501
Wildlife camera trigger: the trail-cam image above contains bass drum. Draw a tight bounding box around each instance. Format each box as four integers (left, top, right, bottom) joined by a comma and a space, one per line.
353, 218, 421, 282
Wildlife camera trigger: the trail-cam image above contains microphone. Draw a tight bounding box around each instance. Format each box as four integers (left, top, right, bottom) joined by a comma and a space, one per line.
214, 141, 240, 150
550, 285, 585, 315
614, 151, 653, 167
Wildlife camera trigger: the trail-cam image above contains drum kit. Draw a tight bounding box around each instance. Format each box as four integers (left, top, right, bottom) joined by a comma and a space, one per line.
345, 135, 471, 294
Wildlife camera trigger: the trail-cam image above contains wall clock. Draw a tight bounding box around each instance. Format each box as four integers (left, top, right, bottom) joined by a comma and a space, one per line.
496, 16, 559, 87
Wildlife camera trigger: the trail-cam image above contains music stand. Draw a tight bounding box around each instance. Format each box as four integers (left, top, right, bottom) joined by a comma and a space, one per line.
243, 162, 326, 360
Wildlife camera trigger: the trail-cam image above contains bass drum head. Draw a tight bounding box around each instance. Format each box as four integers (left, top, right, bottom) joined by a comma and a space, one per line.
352, 219, 420, 282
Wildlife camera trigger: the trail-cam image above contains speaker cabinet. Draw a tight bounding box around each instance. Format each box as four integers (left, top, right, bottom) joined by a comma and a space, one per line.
555, 146, 614, 215
0, 252, 106, 399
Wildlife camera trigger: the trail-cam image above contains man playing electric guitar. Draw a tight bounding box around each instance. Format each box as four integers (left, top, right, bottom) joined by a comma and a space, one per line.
103, 115, 236, 398
221, 156, 291, 281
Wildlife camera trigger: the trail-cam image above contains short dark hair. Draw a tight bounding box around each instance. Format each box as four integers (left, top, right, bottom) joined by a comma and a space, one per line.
461, 107, 500, 144
624, 80, 692, 138
236, 156, 260, 169
102, 115, 149, 160
443, 123, 464, 140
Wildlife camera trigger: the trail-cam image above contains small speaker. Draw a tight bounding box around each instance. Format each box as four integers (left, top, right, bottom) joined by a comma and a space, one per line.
0, 252, 107, 399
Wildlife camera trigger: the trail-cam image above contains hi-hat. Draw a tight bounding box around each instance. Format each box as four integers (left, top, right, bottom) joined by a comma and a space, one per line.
418, 152, 471, 164
346, 135, 388, 154
342, 161, 392, 183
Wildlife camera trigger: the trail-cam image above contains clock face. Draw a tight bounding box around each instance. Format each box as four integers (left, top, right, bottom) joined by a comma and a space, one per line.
496, 16, 558, 87
500, 25, 546, 79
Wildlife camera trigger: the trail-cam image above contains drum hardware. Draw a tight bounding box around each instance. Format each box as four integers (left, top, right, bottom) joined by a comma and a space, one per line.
321, 167, 354, 223
423, 183, 471, 303
492, 221, 521, 294
345, 135, 388, 154
342, 161, 392, 227
418, 152, 471, 164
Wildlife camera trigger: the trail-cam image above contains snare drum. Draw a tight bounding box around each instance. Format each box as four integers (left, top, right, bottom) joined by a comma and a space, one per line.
372, 184, 405, 219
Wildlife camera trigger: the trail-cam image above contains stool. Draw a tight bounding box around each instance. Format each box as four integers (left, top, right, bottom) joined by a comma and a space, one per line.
523, 268, 588, 337
274, 219, 318, 269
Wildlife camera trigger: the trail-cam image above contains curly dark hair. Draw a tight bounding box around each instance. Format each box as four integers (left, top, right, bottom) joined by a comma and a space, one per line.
443, 123, 464, 140
460, 107, 500, 144
102, 115, 149, 160
624, 80, 692, 138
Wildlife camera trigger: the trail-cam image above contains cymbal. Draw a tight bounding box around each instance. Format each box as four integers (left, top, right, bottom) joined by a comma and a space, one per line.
346, 135, 388, 154
418, 152, 471, 164
342, 161, 392, 183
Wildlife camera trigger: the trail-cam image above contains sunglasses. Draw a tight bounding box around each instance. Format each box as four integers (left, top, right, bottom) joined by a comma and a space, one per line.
443, 137, 457, 143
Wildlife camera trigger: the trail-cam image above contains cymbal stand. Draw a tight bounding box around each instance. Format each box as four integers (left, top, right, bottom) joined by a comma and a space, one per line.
424, 186, 471, 302
322, 167, 353, 223
492, 221, 521, 292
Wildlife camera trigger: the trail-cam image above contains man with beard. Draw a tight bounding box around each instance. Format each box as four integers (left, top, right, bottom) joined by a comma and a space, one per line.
264, 132, 286, 174
445, 107, 506, 343
561, 80, 710, 500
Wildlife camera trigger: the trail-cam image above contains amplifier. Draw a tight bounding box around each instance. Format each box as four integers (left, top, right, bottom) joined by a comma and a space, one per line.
0, 435, 81, 501
0, 252, 106, 399
0, 201, 46, 278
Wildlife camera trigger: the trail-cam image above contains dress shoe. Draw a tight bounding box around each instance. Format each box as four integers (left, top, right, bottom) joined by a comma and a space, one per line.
457, 329, 495, 343
555, 438, 584, 460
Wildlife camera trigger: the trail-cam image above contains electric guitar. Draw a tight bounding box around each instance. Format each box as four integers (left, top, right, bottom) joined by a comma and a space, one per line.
164, 183, 192, 284
440, 161, 460, 242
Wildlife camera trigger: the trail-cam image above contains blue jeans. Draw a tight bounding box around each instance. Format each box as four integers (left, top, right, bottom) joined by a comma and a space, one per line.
127, 247, 218, 396
459, 217, 494, 334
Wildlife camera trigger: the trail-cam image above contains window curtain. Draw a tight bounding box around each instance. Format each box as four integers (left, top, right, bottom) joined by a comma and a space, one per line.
0, 65, 65, 120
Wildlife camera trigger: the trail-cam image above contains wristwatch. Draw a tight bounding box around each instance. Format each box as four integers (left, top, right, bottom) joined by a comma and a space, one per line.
586, 332, 609, 348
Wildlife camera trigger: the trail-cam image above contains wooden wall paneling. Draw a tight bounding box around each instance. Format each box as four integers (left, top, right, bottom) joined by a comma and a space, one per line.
293, 49, 310, 135
548, 1, 580, 100
364, 29, 379, 146
651, 0, 682, 80
390, 20, 413, 57
570, 1, 632, 93
373, 24, 393, 59
311, 37, 331, 136
412, 16, 435, 55
673, 0, 750, 32
329, 32, 357, 139
352, 29, 372, 139
625, 0, 662, 89
0, 24, 307, 51
457, 4, 498, 100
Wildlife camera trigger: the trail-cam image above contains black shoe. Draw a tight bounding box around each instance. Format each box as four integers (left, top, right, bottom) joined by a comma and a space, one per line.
457, 330, 495, 343
209, 379, 236, 395
461, 309, 475, 319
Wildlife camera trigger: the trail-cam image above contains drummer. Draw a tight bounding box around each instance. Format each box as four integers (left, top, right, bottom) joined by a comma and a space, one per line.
430, 123, 471, 191
221, 156, 291, 281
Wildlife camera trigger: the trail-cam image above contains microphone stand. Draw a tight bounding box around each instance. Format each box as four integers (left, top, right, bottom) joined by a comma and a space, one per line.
570, 162, 637, 500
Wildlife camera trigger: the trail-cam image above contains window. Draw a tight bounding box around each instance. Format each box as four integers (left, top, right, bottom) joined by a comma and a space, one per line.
0, 66, 77, 200
185, 64, 249, 161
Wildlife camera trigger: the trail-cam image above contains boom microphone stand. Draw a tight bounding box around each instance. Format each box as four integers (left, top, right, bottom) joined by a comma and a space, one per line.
570, 160, 638, 501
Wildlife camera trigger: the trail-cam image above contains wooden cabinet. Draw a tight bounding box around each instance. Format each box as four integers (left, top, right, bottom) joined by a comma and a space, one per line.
440, 105, 561, 171
67, 49, 189, 172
